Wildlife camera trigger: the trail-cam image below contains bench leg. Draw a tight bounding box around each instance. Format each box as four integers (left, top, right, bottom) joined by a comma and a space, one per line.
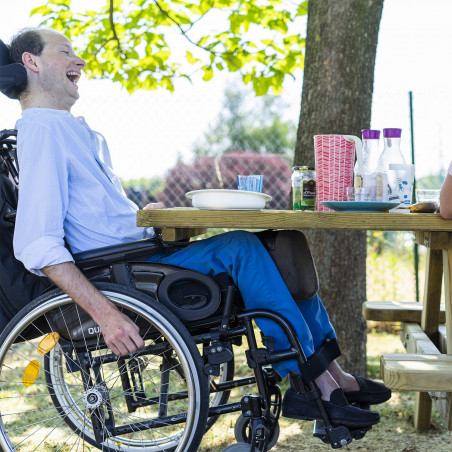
414, 392, 432, 430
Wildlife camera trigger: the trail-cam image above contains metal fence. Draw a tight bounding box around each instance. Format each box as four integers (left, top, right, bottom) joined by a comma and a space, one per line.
126, 152, 292, 209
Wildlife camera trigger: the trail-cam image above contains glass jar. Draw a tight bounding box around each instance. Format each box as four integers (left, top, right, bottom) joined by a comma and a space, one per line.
292, 166, 316, 210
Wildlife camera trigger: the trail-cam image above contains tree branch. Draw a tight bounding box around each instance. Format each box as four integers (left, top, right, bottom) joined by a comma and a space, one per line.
109, 0, 123, 53
152, 0, 241, 71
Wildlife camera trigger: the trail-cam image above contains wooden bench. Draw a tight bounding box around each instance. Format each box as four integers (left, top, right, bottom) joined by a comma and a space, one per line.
365, 298, 450, 430
381, 353, 452, 392
380, 323, 452, 429
363, 301, 446, 323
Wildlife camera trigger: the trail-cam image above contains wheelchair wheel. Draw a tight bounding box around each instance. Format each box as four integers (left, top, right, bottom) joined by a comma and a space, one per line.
234, 413, 280, 450
0, 283, 209, 452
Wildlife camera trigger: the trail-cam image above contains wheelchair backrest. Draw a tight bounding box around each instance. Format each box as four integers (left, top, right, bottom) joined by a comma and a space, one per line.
0, 130, 51, 321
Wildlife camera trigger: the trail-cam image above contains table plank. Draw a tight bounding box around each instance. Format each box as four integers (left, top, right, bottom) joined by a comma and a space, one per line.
137, 209, 452, 232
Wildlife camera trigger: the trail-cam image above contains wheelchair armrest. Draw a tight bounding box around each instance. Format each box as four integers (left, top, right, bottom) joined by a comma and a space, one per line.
73, 238, 165, 268
4, 209, 15, 223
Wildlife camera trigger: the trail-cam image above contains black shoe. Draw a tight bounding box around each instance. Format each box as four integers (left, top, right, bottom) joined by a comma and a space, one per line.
344, 376, 392, 405
282, 387, 380, 428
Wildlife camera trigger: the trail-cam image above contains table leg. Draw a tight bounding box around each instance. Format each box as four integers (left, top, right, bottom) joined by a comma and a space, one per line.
443, 246, 452, 353
433, 243, 452, 429
414, 248, 443, 429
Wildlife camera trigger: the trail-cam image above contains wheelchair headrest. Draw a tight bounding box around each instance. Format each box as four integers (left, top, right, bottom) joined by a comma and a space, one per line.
0, 39, 27, 100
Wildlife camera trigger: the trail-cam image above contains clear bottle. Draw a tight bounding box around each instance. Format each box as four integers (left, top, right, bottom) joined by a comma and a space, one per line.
354, 129, 380, 199
375, 128, 405, 201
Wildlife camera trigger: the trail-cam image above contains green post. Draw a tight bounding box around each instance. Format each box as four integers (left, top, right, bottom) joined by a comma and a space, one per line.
410, 91, 420, 302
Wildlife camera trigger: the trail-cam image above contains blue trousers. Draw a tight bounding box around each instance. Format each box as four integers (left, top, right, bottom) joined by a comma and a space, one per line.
149, 230, 336, 377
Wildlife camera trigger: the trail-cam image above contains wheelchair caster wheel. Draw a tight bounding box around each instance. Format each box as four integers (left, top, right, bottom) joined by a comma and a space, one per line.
234, 414, 279, 450
223, 442, 252, 452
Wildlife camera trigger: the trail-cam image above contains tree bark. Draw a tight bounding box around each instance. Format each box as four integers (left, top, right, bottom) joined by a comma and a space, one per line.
295, 0, 384, 375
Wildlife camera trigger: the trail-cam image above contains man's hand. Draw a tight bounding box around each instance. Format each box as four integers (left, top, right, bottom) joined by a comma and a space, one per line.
440, 174, 452, 219
97, 305, 144, 356
144, 202, 164, 210
42, 262, 144, 356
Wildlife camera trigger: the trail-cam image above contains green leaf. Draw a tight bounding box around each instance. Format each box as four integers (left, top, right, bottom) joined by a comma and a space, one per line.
30, 5, 54, 16
202, 65, 214, 81
186, 51, 200, 64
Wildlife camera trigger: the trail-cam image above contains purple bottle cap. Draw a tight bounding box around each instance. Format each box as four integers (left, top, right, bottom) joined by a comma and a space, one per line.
361, 129, 380, 139
383, 128, 402, 138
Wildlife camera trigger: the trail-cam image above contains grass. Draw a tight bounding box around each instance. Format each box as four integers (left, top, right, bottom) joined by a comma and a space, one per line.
2, 235, 447, 450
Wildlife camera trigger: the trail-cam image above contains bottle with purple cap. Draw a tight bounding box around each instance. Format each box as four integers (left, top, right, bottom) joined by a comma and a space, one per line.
375, 128, 405, 201
354, 129, 381, 201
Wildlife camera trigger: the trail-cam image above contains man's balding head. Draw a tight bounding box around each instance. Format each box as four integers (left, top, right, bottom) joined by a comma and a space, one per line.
8, 28, 65, 100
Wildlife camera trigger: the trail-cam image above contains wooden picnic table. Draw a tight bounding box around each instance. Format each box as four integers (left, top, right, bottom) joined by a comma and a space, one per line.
137, 208, 452, 430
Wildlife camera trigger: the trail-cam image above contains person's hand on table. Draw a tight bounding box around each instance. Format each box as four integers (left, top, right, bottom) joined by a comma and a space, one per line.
144, 202, 165, 210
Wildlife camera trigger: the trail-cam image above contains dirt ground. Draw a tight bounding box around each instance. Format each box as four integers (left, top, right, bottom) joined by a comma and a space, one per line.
199, 396, 451, 451
199, 332, 451, 452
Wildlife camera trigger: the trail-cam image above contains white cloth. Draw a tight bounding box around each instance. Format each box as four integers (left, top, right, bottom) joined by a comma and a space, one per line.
13, 108, 152, 276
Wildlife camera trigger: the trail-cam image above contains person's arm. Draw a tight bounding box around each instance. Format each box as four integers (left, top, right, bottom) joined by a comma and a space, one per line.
42, 261, 144, 356
440, 173, 452, 219
15, 120, 143, 355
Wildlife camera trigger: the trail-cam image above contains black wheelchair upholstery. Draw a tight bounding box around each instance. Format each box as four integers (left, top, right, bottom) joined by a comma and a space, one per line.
0, 128, 372, 452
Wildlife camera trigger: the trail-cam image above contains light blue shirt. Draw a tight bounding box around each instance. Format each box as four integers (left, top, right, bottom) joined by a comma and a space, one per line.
13, 108, 152, 276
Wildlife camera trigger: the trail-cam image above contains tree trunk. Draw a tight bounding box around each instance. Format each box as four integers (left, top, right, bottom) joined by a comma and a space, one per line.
295, 0, 384, 375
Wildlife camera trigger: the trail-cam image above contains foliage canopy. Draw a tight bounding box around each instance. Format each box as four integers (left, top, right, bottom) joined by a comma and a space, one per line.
32, 0, 307, 95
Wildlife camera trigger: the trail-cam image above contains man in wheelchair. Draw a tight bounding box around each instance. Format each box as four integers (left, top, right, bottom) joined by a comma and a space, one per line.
0, 28, 391, 451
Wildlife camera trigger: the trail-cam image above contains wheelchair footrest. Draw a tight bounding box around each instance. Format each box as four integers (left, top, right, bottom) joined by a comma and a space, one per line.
313, 420, 372, 448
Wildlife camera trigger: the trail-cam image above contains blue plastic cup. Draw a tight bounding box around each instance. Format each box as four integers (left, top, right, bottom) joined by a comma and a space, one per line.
237, 175, 263, 192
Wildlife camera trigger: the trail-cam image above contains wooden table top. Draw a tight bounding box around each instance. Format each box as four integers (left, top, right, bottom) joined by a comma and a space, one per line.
137, 208, 452, 232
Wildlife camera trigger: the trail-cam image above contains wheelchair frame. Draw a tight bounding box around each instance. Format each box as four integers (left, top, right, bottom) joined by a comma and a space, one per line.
0, 129, 371, 451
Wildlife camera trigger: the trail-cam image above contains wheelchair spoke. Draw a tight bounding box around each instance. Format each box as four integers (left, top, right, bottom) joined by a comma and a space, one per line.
0, 288, 208, 451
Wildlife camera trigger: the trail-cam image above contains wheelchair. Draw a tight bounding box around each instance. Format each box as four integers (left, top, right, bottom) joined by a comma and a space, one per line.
0, 129, 373, 452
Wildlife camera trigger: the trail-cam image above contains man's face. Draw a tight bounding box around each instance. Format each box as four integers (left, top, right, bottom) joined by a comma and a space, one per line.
32, 30, 86, 110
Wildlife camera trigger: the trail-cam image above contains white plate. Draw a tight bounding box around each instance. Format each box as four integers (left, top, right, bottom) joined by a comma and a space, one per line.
186, 189, 272, 210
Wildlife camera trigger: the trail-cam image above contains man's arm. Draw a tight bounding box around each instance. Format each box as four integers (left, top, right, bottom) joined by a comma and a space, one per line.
440, 174, 452, 219
42, 262, 144, 356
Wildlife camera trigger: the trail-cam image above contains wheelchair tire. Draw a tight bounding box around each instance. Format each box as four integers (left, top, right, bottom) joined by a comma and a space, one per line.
0, 282, 209, 452
234, 413, 280, 450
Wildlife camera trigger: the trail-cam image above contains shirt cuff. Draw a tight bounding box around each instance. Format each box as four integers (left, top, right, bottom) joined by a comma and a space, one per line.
18, 236, 75, 277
